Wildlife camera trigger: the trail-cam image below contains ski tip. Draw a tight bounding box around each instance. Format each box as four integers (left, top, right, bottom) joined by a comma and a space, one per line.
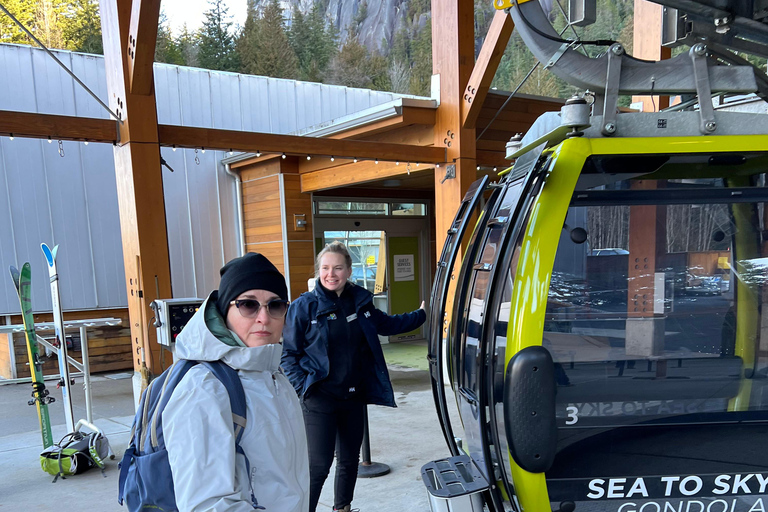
41, 244, 56, 267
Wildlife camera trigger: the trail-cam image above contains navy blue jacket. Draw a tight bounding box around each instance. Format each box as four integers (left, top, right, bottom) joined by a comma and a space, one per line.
281, 282, 427, 407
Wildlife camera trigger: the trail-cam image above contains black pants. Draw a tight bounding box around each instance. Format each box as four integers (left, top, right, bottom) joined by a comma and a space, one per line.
302, 391, 366, 511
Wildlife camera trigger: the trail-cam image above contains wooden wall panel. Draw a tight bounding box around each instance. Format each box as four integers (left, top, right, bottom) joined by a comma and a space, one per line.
248, 242, 285, 273
7, 308, 132, 378
288, 242, 316, 299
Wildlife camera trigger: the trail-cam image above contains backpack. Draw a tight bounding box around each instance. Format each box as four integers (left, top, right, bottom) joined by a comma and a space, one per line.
117, 359, 263, 511
41, 430, 109, 482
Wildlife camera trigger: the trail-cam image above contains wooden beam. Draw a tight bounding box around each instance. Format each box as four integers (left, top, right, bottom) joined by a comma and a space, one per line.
433, 0, 476, 254
301, 160, 434, 193
633, 0, 671, 111
158, 124, 446, 163
127, 0, 162, 95
462, 9, 515, 129
326, 106, 436, 140
101, 0, 170, 386
0, 111, 118, 142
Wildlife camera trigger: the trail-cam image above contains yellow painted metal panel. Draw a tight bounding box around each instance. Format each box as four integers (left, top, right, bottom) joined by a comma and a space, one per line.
503, 137, 590, 512
493, 0, 535, 10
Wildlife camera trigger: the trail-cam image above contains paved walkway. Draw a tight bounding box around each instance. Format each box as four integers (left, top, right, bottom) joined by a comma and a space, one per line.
0, 365, 451, 512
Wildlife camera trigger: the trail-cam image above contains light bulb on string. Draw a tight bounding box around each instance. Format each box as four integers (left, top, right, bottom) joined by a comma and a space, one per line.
282, 153, 286, 159
477, 166, 480, 171
307, 155, 311, 161
48, 136, 52, 143
353, 157, 358, 163
84, 141, 89, 146
493, 167, 497, 172
201, 147, 206, 154
172, 145, 177, 152
396, 161, 399, 165
9, 134, 14, 141
256, 150, 261, 157
228, 149, 233, 156
330, 156, 335, 162
375, 158, 379, 164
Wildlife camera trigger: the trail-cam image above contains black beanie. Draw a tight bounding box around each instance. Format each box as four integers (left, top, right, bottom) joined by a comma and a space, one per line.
215, 253, 288, 316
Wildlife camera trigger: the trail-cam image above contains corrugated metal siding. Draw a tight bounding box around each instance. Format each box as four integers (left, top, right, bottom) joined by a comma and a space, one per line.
0, 44, 404, 314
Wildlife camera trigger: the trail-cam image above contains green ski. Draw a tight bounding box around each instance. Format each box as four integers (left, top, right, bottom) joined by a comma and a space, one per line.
9, 263, 55, 449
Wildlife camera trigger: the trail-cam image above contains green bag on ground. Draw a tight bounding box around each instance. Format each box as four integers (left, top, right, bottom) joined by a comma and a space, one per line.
40, 431, 108, 482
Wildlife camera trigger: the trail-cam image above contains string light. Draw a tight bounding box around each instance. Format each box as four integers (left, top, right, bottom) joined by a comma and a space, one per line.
201, 147, 205, 154
395, 161, 399, 165
353, 157, 358, 163
256, 150, 261, 157
416, 162, 420, 166
228, 149, 233, 156
477, 165, 480, 171
306, 155, 311, 160
9, 134, 14, 140
282, 153, 286, 159
172, 145, 177, 152
84, 141, 89, 145
330, 156, 335, 162
493, 167, 497, 172
436, 163, 440, 168
375, 159, 379, 164
48, 136, 52, 143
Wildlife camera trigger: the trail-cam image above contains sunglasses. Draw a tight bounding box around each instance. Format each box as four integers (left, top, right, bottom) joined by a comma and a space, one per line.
230, 299, 289, 319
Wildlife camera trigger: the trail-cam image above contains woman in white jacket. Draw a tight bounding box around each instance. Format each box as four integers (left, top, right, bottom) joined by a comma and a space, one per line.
163, 252, 309, 512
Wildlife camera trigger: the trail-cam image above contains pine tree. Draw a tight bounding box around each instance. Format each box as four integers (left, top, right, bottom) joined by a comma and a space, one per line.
237, 0, 260, 74
34, 0, 68, 49
197, 0, 239, 72
238, 0, 297, 79
155, 11, 184, 64
177, 24, 199, 67
62, 0, 102, 54
0, 0, 37, 44
409, 20, 432, 96
289, 2, 338, 82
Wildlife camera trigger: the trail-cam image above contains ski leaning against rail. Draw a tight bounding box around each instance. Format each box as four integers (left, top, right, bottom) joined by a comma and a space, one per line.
9, 263, 55, 449
41, 243, 76, 433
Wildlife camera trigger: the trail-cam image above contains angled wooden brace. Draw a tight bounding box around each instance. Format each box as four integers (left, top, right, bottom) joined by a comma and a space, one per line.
462, 9, 515, 130
127, 0, 162, 95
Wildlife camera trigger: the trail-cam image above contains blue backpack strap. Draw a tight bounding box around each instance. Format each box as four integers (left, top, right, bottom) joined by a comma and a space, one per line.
201, 361, 264, 510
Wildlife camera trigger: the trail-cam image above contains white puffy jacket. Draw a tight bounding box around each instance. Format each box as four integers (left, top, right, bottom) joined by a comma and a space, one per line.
164, 297, 309, 512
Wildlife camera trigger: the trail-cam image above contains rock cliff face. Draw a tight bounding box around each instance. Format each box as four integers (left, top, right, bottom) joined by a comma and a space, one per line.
253, 0, 421, 55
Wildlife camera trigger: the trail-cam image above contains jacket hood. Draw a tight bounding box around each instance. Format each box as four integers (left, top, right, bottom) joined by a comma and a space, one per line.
174, 294, 282, 373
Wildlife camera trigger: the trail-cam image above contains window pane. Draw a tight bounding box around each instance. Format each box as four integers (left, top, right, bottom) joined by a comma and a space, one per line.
316, 201, 388, 215
392, 203, 426, 216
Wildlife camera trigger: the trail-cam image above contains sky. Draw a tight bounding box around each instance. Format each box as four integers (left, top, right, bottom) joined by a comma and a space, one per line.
162, 0, 248, 33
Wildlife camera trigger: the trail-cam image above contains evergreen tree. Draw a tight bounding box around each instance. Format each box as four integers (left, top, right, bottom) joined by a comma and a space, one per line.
1, 0, 37, 44
34, 0, 68, 49
327, 36, 388, 91
155, 11, 184, 64
63, 0, 102, 54
289, 2, 338, 82
238, 0, 297, 79
197, 0, 239, 72
177, 24, 199, 67
409, 20, 432, 96
237, 0, 260, 74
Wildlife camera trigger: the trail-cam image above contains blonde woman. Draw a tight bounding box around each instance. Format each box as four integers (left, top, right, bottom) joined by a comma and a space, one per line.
282, 241, 426, 512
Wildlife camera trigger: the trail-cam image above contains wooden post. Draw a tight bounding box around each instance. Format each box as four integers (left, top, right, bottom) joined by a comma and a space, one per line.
633, 0, 671, 111
432, 0, 477, 253
100, 0, 170, 397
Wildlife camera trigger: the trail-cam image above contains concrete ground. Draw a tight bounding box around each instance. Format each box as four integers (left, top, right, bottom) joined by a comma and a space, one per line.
0, 345, 455, 512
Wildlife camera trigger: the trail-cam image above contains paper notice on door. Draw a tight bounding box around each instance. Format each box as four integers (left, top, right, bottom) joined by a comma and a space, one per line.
394, 254, 415, 282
